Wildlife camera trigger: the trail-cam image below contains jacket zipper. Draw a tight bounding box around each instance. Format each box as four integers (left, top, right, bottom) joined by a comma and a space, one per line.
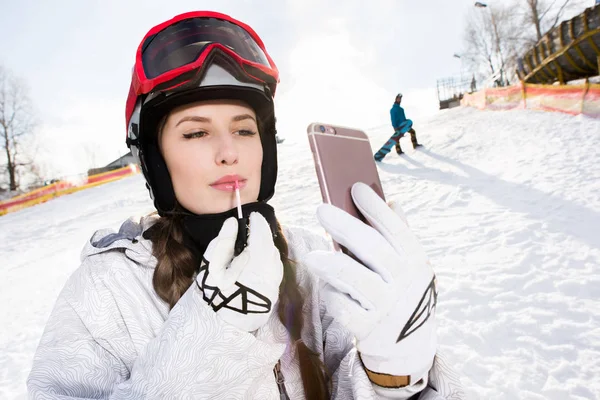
274, 361, 291, 400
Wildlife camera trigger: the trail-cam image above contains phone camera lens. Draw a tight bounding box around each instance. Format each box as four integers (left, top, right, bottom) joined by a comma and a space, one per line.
319, 125, 326, 133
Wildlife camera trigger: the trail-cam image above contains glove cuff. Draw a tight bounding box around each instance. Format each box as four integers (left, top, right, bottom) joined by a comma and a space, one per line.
363, 365, 411, 388
359, 351, 431, 389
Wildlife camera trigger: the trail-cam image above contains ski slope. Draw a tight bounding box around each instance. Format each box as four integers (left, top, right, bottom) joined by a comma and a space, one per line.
1, 107, 599, 399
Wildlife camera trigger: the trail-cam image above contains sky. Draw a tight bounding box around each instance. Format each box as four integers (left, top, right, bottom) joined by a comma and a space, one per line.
1, 0, 505, 179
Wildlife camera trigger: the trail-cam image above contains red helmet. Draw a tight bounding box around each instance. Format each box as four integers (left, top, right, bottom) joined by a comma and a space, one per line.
125, 11, 280, 215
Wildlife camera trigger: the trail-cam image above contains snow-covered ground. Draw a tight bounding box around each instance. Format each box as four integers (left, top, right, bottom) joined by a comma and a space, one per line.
1, 107, 599, 399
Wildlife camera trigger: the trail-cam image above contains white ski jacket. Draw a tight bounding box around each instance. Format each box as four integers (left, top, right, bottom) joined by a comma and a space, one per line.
27, 216, 464, 400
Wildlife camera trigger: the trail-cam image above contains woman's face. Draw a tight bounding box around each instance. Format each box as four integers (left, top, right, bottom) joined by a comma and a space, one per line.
159, 99, 263, 214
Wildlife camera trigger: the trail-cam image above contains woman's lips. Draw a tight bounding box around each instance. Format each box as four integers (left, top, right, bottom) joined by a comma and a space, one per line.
210, 179, 247, 192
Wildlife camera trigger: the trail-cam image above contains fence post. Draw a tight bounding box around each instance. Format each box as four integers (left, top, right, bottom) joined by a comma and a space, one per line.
581, 78, 591, 116
484, 88, 489, 109
521, 80, 527, 109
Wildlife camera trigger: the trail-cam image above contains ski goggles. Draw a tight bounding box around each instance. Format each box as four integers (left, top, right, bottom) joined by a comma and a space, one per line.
131, 11, 279, 97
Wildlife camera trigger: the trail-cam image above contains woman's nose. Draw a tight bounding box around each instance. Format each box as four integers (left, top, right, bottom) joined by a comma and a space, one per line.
215, 134, 238, 166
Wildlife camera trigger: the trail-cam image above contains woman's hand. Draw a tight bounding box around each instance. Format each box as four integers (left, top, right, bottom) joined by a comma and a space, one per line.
197, 212, 283, 332
304, 182, 437, 383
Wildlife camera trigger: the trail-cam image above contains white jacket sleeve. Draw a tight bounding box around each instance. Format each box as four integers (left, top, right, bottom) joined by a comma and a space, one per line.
27, 257, 285, 399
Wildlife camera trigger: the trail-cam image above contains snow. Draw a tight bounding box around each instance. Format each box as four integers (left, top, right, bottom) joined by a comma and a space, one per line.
1, 107, 600, 399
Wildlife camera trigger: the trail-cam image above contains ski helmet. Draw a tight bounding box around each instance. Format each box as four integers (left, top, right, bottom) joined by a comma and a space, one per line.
125, 11, 280, 215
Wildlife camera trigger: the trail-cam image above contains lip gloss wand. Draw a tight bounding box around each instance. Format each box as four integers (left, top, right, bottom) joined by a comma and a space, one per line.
233, 180, 247, 256
234, 180, 243, 219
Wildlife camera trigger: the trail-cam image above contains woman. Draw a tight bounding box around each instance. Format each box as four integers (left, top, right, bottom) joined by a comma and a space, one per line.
27, 11, 464, 399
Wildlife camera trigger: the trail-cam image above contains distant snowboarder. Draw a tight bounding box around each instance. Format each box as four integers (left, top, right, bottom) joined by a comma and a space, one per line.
374, 93, 422, 161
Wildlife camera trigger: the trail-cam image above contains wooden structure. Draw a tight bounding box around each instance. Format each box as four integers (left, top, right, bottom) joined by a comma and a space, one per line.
517, 4, 600, 84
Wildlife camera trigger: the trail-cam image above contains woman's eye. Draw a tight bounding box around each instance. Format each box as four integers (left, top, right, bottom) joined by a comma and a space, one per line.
182, 131, 207, 139
236, 129, 258, 137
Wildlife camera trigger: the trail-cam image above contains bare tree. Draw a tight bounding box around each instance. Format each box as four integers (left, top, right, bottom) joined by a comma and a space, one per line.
0, 64, 37, 191
464, 17, 497, 80
521, 0, 586, 43
463, 4, 524, 87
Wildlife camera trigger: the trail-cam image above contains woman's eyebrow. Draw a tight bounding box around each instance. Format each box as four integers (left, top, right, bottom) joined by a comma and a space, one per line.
176, 116, 211, 127
232, 114, 256, 123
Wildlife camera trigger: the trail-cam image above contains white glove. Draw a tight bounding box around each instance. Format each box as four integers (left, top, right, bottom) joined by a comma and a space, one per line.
196, 212, 283, 332
303, 182, 437, 382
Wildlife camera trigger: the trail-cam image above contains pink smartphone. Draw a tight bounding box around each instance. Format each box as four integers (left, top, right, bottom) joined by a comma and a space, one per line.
307, 122, 386, 252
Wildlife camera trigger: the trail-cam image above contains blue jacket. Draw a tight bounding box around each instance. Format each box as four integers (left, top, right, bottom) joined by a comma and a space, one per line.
390, 103, 407, 130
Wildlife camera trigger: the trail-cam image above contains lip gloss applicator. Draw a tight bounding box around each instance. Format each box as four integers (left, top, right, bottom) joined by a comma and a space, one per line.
235, 180, 243, 219
233, 179, 248, 256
